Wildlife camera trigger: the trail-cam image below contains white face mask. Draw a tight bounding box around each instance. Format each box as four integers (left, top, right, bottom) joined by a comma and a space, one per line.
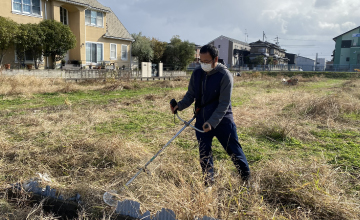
200, 62, 214, 72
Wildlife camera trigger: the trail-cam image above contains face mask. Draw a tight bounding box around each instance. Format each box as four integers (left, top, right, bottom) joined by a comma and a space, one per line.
200, 62, 214, 72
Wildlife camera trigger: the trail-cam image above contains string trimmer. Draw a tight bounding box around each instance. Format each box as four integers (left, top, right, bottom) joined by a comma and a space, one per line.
103, 99, 207, 206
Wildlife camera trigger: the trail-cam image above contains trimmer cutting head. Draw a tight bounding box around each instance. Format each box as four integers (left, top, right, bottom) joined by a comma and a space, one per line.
103, 190, 118, 206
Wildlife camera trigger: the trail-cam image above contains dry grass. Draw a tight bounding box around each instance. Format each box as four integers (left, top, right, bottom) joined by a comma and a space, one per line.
0, 75, 359, 219
0, 76, 78, 96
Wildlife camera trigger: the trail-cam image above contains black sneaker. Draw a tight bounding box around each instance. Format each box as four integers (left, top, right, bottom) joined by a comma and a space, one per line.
204, 179, 215, 187
241, 171, 251, 182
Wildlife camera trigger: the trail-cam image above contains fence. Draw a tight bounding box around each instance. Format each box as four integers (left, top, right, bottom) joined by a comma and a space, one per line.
187, 63, 300, 72
325, 64, 360, 72
0, 68, 188, 81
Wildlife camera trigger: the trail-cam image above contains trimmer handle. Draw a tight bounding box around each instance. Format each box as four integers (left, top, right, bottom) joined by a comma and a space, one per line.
170, 99, 178, 114
175, 113, 206, 133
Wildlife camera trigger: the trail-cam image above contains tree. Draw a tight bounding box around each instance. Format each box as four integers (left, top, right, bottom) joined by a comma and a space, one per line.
14, 24, 28, 67
26, 23, 45, 69
131, 32, 153, 66
163, 35, 195, 70
150, 38, 167, 64
253, 55, 265, 65
0, 16, 18, 65
39, 20, 76, 69
267, 56, 275, 65
14, 23, 44, 69
244, 56, 251, 65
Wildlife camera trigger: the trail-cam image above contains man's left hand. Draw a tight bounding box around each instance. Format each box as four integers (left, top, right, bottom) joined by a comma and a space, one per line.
202, 122, 212, 132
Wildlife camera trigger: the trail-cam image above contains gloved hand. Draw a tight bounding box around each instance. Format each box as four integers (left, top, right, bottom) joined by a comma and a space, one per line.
202, 122, 211, 132
170, 99, 178, 114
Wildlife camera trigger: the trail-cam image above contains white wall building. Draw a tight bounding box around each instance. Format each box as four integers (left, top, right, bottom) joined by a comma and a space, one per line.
315, 58, 326, 71
208, 35, 250, 67
296, 56, 315, 71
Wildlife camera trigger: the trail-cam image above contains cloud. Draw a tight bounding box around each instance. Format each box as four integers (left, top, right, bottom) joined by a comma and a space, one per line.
341, 22, 357, 30
98, 0, 360, 60
314, 0, 338, 8
319, 22, 340, 30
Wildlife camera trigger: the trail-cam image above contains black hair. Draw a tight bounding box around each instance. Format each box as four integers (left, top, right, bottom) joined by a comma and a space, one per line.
200, 44, 219, 60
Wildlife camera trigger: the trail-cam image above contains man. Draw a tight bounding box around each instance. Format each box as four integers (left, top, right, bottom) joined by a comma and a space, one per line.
170, 44, 250, 186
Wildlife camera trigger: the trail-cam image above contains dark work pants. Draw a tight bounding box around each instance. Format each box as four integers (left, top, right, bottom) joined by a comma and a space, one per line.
195, 121, 250, 185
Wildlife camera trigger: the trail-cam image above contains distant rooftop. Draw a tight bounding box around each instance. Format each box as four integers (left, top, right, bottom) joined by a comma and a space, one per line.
208, 35, 249, 46
333, 25, 360, 40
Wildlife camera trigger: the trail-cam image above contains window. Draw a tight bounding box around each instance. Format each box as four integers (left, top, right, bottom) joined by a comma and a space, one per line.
341, 40, 352, 48
259, 48, 266, 53
110, 44, 117, 60
85, 10, 103, 27
15, 49, 35, 63
60, 7, 68, 25
218, 45, 221, 48
121, 45, 128, 60
346, 57, 350, 62
13, 0, 41, 16
86, 42, 103, 63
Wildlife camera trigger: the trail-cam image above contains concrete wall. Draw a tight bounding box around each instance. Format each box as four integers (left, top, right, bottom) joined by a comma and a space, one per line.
141, 62, 152, 77
1, 68, 186, 78
163, 71, 186, 76
1, 69, 65, 78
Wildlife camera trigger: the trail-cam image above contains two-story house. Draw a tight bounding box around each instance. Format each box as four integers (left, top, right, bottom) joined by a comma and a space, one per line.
208, 35, 251, 67
2, 0, 134, 69
249, 40, 288, 65
333, 26, 360, 66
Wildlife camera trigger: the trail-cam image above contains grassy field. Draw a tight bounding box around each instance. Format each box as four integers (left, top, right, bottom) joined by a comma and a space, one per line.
0, 73, 359, 219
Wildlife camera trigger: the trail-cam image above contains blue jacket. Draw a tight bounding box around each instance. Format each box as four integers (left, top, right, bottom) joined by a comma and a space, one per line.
177, 64, 234, 128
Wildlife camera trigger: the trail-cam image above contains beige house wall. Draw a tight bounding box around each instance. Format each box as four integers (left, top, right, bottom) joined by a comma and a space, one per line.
85, 37, 132, 67
68, 11, 82, 61
2, 0, 45, 23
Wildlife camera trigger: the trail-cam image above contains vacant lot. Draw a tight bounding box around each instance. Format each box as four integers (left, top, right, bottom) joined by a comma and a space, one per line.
0, 74, 359, 219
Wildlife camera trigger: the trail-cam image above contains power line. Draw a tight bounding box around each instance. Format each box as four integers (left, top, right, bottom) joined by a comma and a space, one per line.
278, 37, 333, 42
281, 45, 316, 46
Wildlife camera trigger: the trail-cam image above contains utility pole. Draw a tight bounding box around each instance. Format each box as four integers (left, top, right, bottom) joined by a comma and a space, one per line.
263, 31, 265, 42
245, 29, 248, 43
274, 36, 279, 45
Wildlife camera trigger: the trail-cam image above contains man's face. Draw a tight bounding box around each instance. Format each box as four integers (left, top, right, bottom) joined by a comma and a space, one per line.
200, 52, 218, 68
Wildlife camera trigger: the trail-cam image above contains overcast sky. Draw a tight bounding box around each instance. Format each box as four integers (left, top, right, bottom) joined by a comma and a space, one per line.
98, 0, 359, 61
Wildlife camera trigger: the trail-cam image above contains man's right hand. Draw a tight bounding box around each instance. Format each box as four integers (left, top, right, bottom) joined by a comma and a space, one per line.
170, 99, 178, 114
170, 105, 178, 114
